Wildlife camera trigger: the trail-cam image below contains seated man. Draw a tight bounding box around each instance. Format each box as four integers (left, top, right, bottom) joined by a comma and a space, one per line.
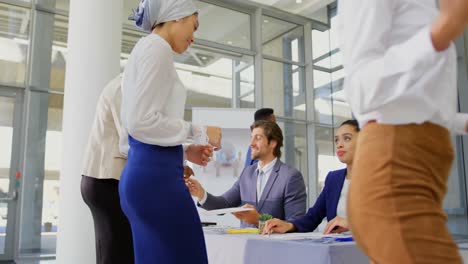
186, 120, 307, 227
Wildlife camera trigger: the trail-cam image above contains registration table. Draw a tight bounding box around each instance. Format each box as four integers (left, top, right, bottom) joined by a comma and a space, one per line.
204, 230, 369, 264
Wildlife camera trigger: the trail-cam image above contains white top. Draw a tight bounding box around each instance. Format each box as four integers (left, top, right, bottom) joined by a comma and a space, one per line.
81, 75, 126, 180
120, 33, 201, 155
198, 158, 278, 205
336, 179, 350, 219
255, 158, 277, 200
338, 0, 468, 134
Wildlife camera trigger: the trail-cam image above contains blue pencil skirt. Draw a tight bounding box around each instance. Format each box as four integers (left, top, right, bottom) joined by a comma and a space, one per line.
119, 136, 208, 264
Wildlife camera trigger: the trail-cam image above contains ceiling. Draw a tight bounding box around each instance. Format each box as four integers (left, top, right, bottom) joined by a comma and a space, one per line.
248, 0, 334, 22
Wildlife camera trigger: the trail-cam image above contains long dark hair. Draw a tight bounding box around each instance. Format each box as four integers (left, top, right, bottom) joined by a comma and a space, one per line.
339, 119, 360, 132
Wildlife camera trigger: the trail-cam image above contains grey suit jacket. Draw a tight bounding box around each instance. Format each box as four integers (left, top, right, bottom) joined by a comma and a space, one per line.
200, 159, 307, 227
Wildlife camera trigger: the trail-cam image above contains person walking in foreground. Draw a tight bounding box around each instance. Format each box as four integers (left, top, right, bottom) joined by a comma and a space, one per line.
339, 0, 468, 263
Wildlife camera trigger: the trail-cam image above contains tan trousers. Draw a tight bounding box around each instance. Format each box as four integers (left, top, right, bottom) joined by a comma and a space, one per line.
348, 122, 462, 264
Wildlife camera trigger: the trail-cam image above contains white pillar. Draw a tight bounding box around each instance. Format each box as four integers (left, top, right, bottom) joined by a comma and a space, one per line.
56, 0, 122, 262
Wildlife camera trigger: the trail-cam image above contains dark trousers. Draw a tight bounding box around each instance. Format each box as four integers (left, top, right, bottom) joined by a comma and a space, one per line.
81, 175, 134, 264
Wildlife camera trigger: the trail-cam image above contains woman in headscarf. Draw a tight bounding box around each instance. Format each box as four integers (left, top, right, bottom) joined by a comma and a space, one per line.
119, 1, 221, 263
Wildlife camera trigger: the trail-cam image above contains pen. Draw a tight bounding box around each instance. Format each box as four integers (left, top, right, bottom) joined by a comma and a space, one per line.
268, 230, 272, 237
323, 236, 353, 242
334, 237, 353, 242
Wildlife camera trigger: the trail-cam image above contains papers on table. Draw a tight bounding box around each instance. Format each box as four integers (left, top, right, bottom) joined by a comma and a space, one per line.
201, 207, 253, 216
267, 232, 340, 240
267, 232, 353, 242
203, 226, 258, 235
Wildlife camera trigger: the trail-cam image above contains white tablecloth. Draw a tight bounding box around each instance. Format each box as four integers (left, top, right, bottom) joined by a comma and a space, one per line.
204, 232, 369, 264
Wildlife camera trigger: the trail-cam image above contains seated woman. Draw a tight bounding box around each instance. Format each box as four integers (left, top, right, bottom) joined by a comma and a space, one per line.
263, 120, 359, 234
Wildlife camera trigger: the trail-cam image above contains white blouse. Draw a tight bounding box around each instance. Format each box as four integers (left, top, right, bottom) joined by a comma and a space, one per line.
338, 0, 468, 134
120, 33, 200, 155
336, 179, 350, 219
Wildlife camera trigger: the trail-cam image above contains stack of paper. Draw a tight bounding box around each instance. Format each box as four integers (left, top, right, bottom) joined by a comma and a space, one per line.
267, 232, 352, 242
201, 207, 253, 216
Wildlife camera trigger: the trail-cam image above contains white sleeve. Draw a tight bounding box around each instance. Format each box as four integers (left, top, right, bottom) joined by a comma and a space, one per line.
338, 0, 450, 115
450, 113, 468, 135
108, 76, 127, 158
125, 43, 192, 146
198, 191, 208, 205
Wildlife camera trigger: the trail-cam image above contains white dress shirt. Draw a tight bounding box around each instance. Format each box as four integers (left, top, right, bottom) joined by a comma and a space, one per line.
81, 75, 126, 180
120, 33, 202, 155
336, 179, 350, 219
338, 0, 468, 134
255, 158, 277, 200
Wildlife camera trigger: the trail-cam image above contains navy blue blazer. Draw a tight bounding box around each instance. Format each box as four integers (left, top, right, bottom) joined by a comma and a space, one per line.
290, 168, 347, 232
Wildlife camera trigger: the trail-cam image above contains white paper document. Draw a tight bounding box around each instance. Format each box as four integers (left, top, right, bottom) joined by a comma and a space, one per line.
201, 207, 254, 216
267, 232, 351, 240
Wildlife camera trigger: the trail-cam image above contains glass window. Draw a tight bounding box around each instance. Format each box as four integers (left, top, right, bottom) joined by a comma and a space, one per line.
195, 1, 251, 50
55, 0, 69, 11
314, 52, 342, 70
445, 137, 468, 236
175, 47, 254, 108
51, 15, 68, 92
263, 59, 306, 120
0, 4, 30, 86
312, 29, 330, 60
248, 0, 328, 23
329, 15, 339, 51
121, 29, 255, 109
0, 96, 15, 254
36, 0, 69, 11
40, 93, 63, 254
313, 69, 351, 126
445, 37, 468, 238
315, 125, 344, 188
312, 16, 350, 127
238, 62, 254, 108
123, 0, 253, 51
262, 16, 303, 62
277, 121, 308, 184
123, 0, 139, 28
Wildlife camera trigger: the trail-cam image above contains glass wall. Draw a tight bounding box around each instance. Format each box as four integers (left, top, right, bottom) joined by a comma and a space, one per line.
318, 6, 468, 239
0, 3, 30, 86
312, 10, 349, 185
0, 0, 466, 261
196, 1, 251, 50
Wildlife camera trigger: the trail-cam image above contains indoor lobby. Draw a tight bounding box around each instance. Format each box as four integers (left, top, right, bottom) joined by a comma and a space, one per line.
0, 0, 467, 263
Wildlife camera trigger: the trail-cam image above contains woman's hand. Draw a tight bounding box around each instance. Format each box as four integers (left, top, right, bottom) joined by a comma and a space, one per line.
186, 144, 213, 166
262, 218, 295, 235
183, 166, 194, 179
324, 216, 349, 234
207, 126, 222, 150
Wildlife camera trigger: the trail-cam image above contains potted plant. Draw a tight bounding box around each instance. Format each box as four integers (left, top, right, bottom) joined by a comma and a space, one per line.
258, 214, 273, 234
